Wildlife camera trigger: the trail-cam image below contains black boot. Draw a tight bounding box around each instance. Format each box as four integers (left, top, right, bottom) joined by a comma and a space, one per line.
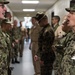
8, 67, 11, 75
10, 67, 14, 71
20, 54, 23, 57
15, 58, 20, 63
11, 59, 15, 64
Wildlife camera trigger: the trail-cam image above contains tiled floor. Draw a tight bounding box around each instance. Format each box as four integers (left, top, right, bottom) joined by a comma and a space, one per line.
11, 40, 54, 75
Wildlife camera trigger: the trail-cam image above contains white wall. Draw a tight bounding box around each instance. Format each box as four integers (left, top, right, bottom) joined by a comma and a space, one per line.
46, 0, 70, 25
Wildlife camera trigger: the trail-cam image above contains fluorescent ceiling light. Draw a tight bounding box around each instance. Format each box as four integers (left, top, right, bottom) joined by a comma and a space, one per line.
23, 9, 35, 12
22, 1, 39, 4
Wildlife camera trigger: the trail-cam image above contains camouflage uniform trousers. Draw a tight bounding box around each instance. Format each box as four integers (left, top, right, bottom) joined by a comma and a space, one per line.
0, 50, 8, 75
53, 51, 62, 75
12, 42, 19, 61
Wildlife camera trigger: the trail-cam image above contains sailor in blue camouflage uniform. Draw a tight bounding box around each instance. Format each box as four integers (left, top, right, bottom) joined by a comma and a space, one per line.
34, 13, 55, 75
58, 3, 75, 75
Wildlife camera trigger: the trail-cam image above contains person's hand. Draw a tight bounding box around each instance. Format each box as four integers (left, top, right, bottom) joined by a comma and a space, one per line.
52, 45, 56, 51
12, 43, 15, 47
40, 60, 44, 66
15, 39, 19, 43
34, 55, 39, 61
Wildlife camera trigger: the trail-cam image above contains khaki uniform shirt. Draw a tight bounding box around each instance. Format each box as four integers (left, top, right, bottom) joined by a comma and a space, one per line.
30, 24, 42, 53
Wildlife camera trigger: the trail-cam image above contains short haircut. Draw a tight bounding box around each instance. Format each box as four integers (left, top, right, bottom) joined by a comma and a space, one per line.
32, 16, 37, 20
53, 15, 60, 22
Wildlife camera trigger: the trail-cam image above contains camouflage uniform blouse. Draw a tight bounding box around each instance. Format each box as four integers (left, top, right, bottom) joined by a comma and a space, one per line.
59, 32, 75, 75
0, 28, 8, 75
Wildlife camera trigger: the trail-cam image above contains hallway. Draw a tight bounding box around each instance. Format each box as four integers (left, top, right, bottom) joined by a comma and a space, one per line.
11, 41, 35, 75
11, 40, 54, 75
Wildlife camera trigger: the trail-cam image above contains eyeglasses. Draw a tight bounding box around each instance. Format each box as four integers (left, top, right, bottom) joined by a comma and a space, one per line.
0, 4, 4, 8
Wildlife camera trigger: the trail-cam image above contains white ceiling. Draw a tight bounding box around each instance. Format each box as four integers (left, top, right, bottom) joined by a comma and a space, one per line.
7, 0, 59, 21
